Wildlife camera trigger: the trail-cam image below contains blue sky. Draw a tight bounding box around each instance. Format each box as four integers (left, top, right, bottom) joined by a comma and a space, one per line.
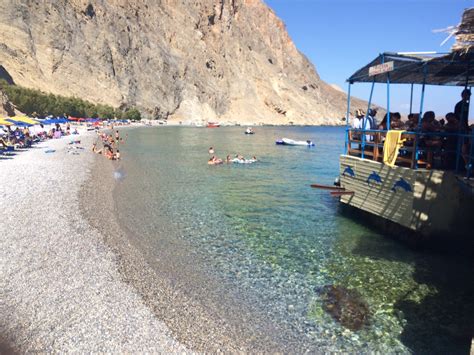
264, 0, 472, 119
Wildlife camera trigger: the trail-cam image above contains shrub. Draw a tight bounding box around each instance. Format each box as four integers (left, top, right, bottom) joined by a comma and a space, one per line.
124, 107, 141, 121
0, 79, 130, 119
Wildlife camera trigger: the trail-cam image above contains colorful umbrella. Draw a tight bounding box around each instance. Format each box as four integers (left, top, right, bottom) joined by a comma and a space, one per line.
5, 119, 32, 127
0, 118, 13, 126
9, 116, 40, 125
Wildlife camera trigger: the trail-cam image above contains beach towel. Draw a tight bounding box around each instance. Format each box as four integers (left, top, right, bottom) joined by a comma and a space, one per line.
383, 130, 406, 167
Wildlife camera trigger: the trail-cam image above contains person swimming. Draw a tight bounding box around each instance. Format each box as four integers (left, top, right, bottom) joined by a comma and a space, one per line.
209, 147, 215, 154
208, 155, 223, 165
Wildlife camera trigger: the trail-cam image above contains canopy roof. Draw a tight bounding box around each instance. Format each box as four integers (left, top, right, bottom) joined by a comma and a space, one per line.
348, 51, 474, 86
452, 7, 474, 53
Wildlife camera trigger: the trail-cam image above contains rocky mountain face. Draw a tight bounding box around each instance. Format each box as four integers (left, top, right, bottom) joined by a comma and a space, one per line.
0, 0, 366, 124
0, 89, 17, 117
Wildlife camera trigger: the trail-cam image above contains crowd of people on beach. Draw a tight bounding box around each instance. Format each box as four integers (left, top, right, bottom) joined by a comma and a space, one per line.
1, 121, 80, 155
1, 117, 132, 160
92, 129, 126, 160
207, 146, 258, 165
350, 89, 472, 169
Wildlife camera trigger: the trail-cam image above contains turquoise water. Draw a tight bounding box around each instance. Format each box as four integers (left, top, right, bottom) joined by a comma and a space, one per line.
111, 126, 473, 353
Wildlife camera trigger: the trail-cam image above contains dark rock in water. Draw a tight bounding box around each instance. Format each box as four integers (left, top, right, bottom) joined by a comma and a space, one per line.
319, 285, 370, 331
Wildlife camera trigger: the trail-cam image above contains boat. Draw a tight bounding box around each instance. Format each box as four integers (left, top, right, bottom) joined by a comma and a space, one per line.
207, 122, 220, 128
335, 43, 474, 243
245, 127, 255, 134
276, 138, 315, 146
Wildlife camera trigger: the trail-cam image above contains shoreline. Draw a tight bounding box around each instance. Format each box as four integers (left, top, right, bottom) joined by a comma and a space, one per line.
0, 132, 186, 352
79, 135, 299, 352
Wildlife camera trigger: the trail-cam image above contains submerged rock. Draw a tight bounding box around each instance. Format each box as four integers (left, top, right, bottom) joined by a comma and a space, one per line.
319, 285, 370, 331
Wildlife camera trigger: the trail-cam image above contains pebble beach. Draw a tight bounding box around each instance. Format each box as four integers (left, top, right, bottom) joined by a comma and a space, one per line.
0, 131, 187, 352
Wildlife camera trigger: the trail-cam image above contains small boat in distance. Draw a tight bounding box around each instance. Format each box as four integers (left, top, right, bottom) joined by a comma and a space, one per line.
245, 127, 255, 134
207, 122, 220, 128
276, 138, 315, 146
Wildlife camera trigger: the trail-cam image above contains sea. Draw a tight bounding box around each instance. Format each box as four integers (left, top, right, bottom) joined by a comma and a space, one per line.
107, 125, 473, 353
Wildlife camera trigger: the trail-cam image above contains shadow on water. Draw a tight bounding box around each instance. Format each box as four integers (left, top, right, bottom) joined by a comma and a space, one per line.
351, 235, 474, 354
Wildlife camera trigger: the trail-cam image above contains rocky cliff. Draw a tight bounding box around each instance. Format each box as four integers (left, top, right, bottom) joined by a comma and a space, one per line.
0, 0, 366, 124
0, 89, 17, 117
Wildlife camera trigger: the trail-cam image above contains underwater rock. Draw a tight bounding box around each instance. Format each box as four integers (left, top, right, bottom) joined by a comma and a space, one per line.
319, 285, 370, 331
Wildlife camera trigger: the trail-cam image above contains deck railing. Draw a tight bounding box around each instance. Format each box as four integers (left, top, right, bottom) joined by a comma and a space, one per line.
345, 128, 474, 177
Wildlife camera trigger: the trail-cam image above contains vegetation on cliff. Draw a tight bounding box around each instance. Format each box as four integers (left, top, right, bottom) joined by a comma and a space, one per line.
0, 80, 141, 120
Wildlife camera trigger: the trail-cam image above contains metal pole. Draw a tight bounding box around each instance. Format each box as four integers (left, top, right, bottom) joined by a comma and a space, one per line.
409, 83, 414, 115
345, 82, 352, 154
465, 85, 473, 177
387, 72, 391, 130
362, 78, 376, 159
414, 65, 427, 169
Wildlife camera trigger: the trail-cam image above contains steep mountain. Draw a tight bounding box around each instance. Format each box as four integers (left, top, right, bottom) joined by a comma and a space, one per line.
0, 0, 366, 124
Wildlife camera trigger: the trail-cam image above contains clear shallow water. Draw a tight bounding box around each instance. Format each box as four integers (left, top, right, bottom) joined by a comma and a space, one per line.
111, 126, 473, 353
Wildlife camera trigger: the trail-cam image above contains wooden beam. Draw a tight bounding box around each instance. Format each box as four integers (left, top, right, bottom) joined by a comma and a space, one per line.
310, 184, 345, 191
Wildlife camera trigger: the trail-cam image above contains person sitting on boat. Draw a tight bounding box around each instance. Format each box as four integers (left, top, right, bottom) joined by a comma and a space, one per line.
404, 113, 419, 131
421, 111, 440, 132
209, 147, 214, 154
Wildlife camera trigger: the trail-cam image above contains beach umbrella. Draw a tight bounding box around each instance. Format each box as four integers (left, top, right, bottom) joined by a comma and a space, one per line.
10, 116, 40, 125
0, 118, 13, 126
5, 119, 32, 127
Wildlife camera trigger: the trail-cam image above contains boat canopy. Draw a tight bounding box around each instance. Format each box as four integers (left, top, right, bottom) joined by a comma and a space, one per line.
348, 51, 474, 86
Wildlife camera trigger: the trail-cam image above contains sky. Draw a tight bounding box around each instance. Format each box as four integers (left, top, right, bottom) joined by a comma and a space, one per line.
264, 0, 473, 120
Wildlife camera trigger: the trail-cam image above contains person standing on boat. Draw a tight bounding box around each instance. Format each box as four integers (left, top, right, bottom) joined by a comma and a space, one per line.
351, 109, 363, 129
361, 108, 377, 141
454, 88, 471, 131
367, 109, 377, 129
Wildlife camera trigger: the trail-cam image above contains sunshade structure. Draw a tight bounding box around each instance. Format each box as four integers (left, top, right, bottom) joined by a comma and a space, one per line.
452, 7, 474, 53
347, 51, 474, 86
0, 118, 13, 126
5, 119, 32, 127
7, 116, 39, 125
41, 118, 70, 125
